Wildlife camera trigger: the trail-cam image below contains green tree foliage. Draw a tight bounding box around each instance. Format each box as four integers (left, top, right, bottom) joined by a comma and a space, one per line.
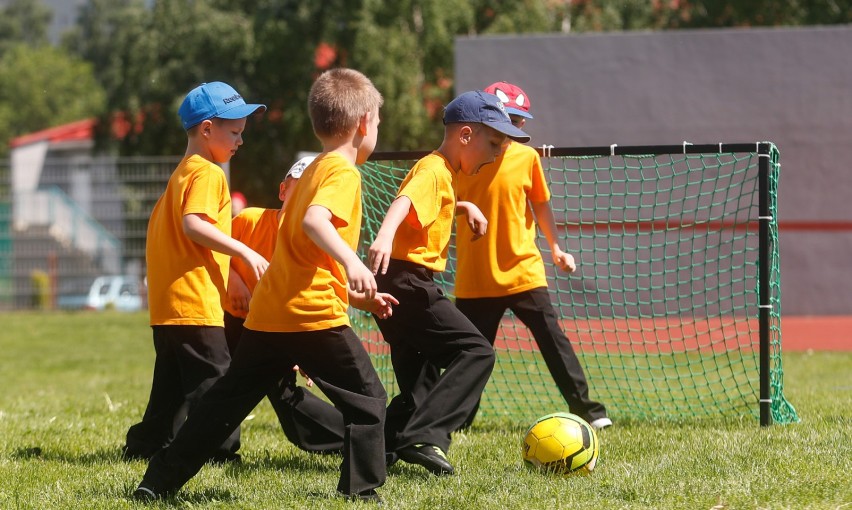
0, 44, 107, 154
0, 0, 51, 52
31, 0, 852, 204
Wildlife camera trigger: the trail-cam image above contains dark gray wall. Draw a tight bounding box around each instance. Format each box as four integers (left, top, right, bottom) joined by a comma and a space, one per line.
456, 25, 852, 315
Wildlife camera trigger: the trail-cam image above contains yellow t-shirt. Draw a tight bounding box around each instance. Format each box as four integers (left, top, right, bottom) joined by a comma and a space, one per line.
146, 154, 232, 325
390, 151, 457, 272
454, 142, 550, 298
245, 152, 362, 332
223, 207, 280, 319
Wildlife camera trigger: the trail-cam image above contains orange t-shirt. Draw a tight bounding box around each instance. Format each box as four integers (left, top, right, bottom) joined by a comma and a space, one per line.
223, 207, 280, 318
390, 151, 457, 273
245, 152, 362, 332
146, 154, 232, 325
454, 142, 550, 298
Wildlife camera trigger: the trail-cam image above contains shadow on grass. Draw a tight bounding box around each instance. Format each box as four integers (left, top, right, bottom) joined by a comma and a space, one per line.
10, 446, 122, 464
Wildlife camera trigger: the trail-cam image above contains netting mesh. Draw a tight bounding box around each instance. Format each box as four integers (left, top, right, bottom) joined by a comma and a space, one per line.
353, 143, 797, 424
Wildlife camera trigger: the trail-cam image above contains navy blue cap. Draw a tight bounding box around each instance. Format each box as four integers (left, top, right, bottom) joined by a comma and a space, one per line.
178, 81, 266, 130
443, 90, 530, 142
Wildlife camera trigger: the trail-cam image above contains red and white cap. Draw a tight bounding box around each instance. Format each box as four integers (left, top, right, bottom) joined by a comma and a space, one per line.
484, 81, 533, 119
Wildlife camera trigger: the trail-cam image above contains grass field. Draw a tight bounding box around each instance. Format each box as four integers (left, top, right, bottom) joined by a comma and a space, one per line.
0, 311, 849, 509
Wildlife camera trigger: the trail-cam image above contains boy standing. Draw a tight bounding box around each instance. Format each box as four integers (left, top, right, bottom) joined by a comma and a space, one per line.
368, 90, 529, 475
454, 81, 610, 430
123, 81, 267, 462
224, 155, 345, 454
134, 68, 392, 503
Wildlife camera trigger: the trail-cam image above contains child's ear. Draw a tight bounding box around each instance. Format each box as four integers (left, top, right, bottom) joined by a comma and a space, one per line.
459, 125, 473, 145
199, 119, 214, 138
358, 112, 370, 136
279, 181, 287, 201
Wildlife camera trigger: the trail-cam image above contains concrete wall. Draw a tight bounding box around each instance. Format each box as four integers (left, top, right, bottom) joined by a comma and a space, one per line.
456, 25, 852, 315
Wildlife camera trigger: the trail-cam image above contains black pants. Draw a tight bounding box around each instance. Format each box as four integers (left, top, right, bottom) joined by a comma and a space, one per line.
455, 287, 607, 425
140, 326, 387, 497
224, 312, 344, 453
374, 259, 495, 453
124, 325, 240, 461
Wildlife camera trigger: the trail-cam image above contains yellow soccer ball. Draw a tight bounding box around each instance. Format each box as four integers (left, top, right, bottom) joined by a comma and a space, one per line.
522, 412, 599, 475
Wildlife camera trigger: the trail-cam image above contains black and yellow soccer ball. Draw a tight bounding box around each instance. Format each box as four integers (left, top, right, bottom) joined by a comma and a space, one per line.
522, 412, 600, 475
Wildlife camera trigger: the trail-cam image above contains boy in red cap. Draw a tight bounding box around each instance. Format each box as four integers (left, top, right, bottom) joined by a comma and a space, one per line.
453, 81, 611, 431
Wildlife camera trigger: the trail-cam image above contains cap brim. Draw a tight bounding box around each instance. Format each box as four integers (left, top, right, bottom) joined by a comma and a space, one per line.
483, 120, 531, 143
217, 103, 267, 120
505, 107, 533, 119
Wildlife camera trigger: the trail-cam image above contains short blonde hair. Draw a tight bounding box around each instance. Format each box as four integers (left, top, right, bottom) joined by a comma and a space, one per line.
308, 68, 383, 139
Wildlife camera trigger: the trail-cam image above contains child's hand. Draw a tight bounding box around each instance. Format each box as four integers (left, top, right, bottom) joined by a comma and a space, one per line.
240, 249, 270, 281
368, 235, 393, 275
350, 291, 399, 319
227, 272, 252, 315
292, 365, 313, 387
345, 260, 377, 300
552, 248, 577, 273
465, 206, 488, 241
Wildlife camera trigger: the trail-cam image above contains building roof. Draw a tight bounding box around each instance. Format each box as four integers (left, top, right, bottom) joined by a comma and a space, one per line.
9, 118, 96, 148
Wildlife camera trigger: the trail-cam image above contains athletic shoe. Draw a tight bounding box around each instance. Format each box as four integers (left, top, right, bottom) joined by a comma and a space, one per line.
340, 489, 383, 505
397, 444, 454, 475
589, 417, 613, 430
385, 451, 399, 467
132, 485, 159, 502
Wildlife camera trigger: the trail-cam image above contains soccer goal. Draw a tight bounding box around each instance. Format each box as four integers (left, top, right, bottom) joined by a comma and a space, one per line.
354, 142, 798, 426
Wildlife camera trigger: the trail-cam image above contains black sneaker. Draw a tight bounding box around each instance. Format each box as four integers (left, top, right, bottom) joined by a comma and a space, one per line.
397, 444, 454, 475
385, 451, 399, 467
340, 489, 383, 505
132, 485, 159, 502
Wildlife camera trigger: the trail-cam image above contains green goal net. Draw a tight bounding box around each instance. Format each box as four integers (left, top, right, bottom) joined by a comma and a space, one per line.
353, 142, 798, 425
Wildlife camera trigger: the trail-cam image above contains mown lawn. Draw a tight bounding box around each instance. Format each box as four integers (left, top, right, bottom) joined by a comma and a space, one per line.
0, 311, 849, 509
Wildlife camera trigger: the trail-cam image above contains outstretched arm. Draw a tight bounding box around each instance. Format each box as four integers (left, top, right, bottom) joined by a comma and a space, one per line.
368, 196, 412, 275
303, 204, 376, 299
183, 213, 269, 280
530, 200, 576, 273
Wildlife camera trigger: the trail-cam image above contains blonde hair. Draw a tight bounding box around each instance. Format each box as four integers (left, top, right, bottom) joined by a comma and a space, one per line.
308, 68, 383, 139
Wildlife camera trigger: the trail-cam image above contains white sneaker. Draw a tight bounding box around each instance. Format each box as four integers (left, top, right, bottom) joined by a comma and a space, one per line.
589, 417, 613, 430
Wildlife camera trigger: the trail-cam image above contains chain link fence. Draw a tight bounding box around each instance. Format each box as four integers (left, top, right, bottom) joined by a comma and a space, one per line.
0, 156, 180, 311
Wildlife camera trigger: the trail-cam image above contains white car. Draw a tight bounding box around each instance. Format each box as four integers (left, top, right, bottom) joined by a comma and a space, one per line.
57, 275, 143, 311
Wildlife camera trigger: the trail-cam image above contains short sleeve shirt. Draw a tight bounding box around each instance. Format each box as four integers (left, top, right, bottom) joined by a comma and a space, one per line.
146, 154, 232, 325
454, 142, 550, 298
222, 207, 280, 318
245, 152, 362, 332
390, 151, 457, 272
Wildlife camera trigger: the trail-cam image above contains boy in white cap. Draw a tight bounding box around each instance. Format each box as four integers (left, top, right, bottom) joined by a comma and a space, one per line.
368, 90, 529, 476
454, 81, 610, 430
123, 81, 267, 462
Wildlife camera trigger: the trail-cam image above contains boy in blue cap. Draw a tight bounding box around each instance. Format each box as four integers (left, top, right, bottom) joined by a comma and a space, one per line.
368, 90, 529, 476
123, 81, 267, 463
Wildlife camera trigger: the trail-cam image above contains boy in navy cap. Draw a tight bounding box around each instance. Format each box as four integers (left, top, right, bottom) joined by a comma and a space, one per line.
123, 81, 267, 462
367, 90, 529, 475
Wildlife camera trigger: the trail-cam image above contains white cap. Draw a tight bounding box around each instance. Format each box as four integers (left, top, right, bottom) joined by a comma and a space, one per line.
285, 156, 316, 180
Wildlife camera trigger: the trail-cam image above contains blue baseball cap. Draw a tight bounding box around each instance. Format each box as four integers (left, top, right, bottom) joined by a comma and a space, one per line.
443, 90, 530, 142
178, 81, 266, 130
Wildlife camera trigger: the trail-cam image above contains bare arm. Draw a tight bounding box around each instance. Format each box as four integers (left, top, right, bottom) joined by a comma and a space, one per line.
226, 268, 252, 316
456, 200, 488, 241
183, 213, 269, 280
302, 204, 376, 299
368, 196, 412, 275
530, 200, 576, 273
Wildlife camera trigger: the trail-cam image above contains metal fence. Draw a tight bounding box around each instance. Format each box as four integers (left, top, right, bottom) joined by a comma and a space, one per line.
1, 156, 180, 310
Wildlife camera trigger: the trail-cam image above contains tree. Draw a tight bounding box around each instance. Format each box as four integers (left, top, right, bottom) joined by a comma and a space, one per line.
0, 0, 51, 54
0, 44, 106, 155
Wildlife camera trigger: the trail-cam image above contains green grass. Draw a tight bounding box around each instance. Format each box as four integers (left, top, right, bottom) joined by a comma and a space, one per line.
0, 311, 850, 509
